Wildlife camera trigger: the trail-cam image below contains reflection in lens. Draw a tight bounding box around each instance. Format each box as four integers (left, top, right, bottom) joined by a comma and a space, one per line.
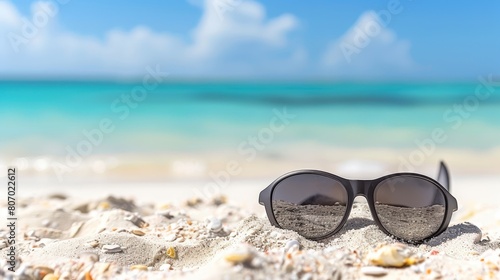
374, 176, 446, 241
271, 174, 348, 239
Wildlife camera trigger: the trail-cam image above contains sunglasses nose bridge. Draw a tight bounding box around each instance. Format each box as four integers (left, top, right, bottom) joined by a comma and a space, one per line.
350, 180, 372, 197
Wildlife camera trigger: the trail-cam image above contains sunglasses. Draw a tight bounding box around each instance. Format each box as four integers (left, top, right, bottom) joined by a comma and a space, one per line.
259, 161, 458, 243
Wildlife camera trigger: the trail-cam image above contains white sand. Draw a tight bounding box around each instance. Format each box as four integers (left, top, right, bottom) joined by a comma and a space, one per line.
1, 178, 500, 279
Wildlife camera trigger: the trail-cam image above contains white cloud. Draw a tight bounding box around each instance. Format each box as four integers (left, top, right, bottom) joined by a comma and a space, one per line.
322, 11, 417, 79
0, 0, 301, 77
0, 1, 21, 27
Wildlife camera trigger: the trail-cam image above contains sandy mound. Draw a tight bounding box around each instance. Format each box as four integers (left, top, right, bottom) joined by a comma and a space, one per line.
1, 193, 500, 279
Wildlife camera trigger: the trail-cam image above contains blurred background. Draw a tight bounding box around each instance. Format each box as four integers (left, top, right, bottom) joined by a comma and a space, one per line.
1, 0, 499, 188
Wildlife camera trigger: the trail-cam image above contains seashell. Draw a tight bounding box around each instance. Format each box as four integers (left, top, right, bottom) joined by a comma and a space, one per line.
159, 263, 171, 271
224, 246, 254, 264
165, 234, 177, 242
480, 249, 500, 271
91, 262, 110, 275
284, 240, 300, 252
49, 193, 67, 200
176, 236, 185, 243
35, 266, 55, 279
166, 246, 177, 259
131, 229, 145, 236
156, 210, 174, 219
97, 201, 111, 210
302, 265, 313, 273
42, 273, 59, 280
33, 228, 63, 239
367, 243, 423, 268
211, 195, 227, 206
68, 222, 83, 238
157, 203, 171, 210
186, 197, 202, 207
79, 252, 99, 263
207, 218, 222, 232
27, 230, 38, 238
59, 272, 71, 280
361, 266, 388, 276
125, 213, 149, 228
86, 240, 99, 248
0, 240, 8, 249
76, 270, 93, 280
101, 244, 123, 254
130, 265, 148, 271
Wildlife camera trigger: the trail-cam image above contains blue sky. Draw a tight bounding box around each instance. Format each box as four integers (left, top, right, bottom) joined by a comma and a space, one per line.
1, 0, 499, 80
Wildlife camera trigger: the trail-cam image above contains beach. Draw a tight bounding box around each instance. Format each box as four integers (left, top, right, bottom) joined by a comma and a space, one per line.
1, 176, 500, 279
1, 80, 499, 279
2, 0, 499, 278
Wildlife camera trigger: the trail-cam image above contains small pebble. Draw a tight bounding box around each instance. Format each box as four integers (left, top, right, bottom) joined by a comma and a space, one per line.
301, 272, 313, 280
131, 229, 145, 236
101, 244, 123, 254
270, 231, 281, 239
130, 265, 148, 271
361, 266, 388, 276
211, 195, 227, 206
411, 263, 426, 274
41, 219, 51, 227
207, 217, 223, 233
224, 246, 254, 264
86, 240, 99, 248
186, 197, 202, 207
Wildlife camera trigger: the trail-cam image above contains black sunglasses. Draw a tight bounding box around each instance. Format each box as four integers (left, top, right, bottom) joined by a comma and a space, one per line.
259, 161, 458, 243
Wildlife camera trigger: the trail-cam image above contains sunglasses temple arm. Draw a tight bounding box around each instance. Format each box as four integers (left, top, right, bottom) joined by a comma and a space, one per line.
437, 161, 451, 192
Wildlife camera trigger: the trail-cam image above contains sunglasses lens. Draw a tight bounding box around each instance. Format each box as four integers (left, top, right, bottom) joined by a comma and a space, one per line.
271, 174, 348, 239
374, 176, 446, 241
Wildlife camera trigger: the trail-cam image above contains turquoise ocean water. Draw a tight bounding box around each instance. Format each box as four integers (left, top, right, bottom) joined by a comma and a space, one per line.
1, 81, 499, 180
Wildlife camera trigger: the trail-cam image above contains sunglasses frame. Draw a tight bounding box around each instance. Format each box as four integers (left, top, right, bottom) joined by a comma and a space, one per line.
259, 162, 458, 243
